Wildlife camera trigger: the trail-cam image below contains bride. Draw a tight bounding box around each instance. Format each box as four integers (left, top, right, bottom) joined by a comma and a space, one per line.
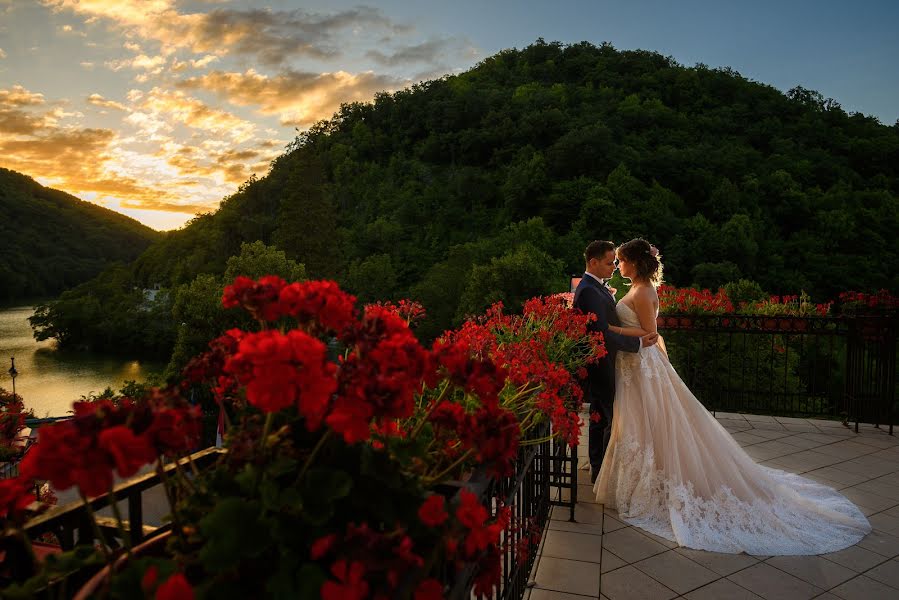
593, 238, 871, 555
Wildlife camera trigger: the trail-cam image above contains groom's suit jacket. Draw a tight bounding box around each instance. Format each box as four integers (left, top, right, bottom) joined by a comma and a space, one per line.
573, 274, 641, 399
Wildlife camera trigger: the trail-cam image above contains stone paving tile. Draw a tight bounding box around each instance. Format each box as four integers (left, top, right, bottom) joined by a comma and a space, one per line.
532, 556, 601, 597
744, 440, 801, 461
833, 458, 897, 479
778, 435, 826, 450
820, 544, 889, 572
683, 578, 764, 600
782, 423, 824, 433
601, 514, 629, 534
542, 530, 604, 563
600, 548, 627, 574
864, 557, 899, 589
802, 466, 872, 487
528, 589, 595, 600
600, 565, 677, 600
726, 562, 824, 600
632, 549, 719, 594
839, 488, 899, 514
673, 547, 759, 576
748, 428, 794, 440
829, 575, 899, 600
732, 431, 770, 446
856, 530, 899, 558
868, 512, 899, 536
854, 479, 899, 501
600, 527, 669, 563
764, 555, 857, 589
548, 517, 604, 537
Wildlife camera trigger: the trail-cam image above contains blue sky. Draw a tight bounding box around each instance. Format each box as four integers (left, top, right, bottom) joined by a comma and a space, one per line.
0, 0, 896, 230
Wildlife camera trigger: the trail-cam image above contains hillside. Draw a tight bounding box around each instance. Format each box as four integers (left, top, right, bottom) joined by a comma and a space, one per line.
0, 168, 161, 303
33, 40, 899, 355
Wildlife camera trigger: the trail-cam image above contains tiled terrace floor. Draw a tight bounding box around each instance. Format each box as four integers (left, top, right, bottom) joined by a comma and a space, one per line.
528, 414, 899, 600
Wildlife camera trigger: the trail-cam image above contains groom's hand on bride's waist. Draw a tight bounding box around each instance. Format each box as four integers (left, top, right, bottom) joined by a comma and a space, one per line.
640, 332, 660, 347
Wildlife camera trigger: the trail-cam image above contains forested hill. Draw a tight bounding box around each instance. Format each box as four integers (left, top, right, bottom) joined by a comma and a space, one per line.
0, 168, 160, 302
36, 40, 899, 354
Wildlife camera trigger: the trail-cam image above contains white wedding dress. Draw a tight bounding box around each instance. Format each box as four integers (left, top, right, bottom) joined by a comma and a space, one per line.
594, 302, 871, 555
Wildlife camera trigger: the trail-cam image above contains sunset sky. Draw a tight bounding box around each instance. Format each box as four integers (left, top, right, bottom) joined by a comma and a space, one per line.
1, 0, 897, 231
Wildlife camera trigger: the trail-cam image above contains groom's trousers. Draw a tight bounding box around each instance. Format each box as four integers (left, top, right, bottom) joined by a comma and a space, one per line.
587, 378, 616, 472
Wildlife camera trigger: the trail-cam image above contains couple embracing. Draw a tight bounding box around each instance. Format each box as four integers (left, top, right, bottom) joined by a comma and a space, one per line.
574, 238, 870, 555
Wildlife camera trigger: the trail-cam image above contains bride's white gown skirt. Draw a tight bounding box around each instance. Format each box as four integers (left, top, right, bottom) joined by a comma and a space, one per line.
594, 306, 870, 555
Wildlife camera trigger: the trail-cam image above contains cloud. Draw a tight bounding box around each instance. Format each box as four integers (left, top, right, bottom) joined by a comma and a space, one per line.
133, 87, 257, 142
0, 48, 6, 59
0, 85, 46, 107
87, 93, 128, 111
44, 1, 413, 66
179, 68, 408, 127
0, 84, 214, 217
367, 38, 480, 67
106, 53, 167, 74
80, 61, 95, 69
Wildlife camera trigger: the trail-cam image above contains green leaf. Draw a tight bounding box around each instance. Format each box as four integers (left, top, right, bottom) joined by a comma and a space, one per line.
198, 498, 269, 571
300, 468, 352, 525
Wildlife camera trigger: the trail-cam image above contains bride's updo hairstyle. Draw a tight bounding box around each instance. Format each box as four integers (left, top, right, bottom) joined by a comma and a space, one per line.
617, 238, 664, 287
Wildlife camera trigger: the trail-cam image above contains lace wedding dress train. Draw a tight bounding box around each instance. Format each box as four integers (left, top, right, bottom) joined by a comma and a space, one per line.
594, 302, 871, 555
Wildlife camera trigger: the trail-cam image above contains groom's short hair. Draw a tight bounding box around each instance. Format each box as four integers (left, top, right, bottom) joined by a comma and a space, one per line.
584, 240, 615, 262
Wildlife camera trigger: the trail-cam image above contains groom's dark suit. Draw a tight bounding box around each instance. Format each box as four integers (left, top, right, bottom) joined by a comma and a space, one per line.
573, 273, 641, 480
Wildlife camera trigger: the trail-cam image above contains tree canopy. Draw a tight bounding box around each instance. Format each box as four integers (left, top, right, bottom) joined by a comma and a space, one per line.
0, 168, 160, 303
32, 40, 899, 361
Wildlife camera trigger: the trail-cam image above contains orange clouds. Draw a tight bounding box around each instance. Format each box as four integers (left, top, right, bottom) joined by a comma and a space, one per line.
179, 68, 407, 127
44, 1, 409, 66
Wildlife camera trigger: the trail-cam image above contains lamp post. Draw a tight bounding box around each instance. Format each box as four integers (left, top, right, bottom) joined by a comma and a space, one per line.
8, 357, 17, 397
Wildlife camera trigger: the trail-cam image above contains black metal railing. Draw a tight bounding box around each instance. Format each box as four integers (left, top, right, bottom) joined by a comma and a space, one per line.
22, 447, 223, 550
657, 312, 898, 433
446, 421, 579, 599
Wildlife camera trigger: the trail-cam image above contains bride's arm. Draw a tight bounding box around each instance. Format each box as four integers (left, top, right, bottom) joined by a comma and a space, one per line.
609, 290, 658, 338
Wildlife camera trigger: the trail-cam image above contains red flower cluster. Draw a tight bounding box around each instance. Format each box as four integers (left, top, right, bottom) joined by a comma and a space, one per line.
279, 280, 357, 333
222, 277, 358, 334
658, 285, 734, 314
0, 388, 27, 453
839, 290, 899, 311
19, 396, 200, 497
749, 293, 832, 317
365, 299, 427, 326
432, 337, 508, 404
224, 330, 337, 425
0, 477, 34, 520
142, 567, 195, 600
315, 522, 427, 599
222, 275, 287, 322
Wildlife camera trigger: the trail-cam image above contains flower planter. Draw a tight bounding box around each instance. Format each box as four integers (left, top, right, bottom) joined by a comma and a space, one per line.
73, 531, 171, 600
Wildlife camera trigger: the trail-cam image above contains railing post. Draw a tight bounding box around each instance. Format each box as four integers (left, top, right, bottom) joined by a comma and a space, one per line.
129, 492, 144, 546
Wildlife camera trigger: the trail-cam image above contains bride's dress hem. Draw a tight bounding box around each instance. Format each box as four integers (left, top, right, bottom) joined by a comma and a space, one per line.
593, 303, 871, 556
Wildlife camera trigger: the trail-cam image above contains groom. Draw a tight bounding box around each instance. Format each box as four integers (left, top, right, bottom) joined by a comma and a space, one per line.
574, 240, 659, 483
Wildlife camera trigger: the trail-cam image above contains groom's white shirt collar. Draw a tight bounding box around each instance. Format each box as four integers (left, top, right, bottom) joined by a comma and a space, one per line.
583, 271, 605, 285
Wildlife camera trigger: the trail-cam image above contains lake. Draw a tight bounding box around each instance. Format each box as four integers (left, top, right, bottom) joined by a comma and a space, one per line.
0, 305, 164, 417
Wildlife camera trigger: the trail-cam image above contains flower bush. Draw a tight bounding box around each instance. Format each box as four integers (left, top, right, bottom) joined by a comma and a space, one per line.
0, 278, 604, 599
838, 290, 899, 314
658, 286, 734, 315
744, 292, 832, 317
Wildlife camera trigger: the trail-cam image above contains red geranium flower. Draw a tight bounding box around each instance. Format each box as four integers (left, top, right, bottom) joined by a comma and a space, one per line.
155, 572, 194, 600
418, 494, 448, 527
321, 560, 369, 600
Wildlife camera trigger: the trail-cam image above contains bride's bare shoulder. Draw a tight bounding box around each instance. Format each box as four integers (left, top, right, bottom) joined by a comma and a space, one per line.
633, 285, 658, 304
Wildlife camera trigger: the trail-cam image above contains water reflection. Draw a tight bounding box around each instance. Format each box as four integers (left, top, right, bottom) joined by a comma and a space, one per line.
0, 306, 164, 417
